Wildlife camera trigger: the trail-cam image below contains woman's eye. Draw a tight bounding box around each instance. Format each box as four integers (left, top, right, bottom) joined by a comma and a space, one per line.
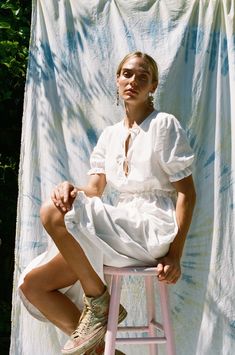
123, 71, 131, 77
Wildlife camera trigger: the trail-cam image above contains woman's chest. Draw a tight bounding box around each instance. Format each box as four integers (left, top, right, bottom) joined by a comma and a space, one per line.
105, 129, 157, 179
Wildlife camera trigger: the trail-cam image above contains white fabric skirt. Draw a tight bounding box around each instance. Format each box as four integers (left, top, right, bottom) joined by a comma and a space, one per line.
19, 190, 178, 321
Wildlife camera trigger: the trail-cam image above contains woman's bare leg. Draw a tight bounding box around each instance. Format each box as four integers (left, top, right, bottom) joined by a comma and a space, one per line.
20, 253, 80, 335
40, 200, 105, 297
21, 200, 106, 336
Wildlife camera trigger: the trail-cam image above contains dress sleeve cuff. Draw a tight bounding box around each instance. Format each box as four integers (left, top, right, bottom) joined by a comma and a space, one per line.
169, 166, 192, 182
87, 167, 106, 175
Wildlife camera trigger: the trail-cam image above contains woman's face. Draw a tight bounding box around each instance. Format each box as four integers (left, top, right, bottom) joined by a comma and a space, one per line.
117, 56, 157, 106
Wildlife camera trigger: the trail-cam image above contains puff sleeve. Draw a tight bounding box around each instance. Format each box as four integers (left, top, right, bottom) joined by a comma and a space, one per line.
155, 115, 194, 182
87, 128, 108, 175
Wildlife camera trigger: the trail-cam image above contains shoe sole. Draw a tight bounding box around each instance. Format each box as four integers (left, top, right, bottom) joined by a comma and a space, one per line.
61, 329, 106, 355
62, 305, 127, 355
118, 304, 127, 324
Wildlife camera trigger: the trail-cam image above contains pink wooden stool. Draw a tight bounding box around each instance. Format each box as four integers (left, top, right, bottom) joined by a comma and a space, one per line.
103, 266, 176, 355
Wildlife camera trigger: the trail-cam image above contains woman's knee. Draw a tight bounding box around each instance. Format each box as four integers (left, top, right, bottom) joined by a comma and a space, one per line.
40, 200, 64, 232
19, 269, 44, 302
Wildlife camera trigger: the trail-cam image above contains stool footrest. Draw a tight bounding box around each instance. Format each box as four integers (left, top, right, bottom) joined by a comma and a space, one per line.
117, 323, 164, 333
118, 326, 151, 332
116, 337, 167, 344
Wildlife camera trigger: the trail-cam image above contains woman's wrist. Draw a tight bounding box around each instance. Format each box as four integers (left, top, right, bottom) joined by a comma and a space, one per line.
167, 236, 185, 260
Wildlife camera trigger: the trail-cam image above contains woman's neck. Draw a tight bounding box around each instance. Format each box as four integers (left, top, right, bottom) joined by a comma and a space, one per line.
124, 103, 154, 128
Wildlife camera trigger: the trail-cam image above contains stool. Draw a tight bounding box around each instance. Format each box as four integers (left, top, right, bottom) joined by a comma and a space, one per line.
103, 266, 176, 355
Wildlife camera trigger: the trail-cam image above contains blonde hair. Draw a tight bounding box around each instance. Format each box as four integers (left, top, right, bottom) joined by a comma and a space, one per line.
116, 51, 158, 84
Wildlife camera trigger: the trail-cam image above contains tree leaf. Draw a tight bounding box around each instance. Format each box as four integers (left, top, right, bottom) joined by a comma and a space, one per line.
0, 21, 11, 29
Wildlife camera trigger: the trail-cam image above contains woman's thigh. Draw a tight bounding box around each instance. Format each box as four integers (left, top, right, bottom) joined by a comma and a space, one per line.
25, 253, 78, 291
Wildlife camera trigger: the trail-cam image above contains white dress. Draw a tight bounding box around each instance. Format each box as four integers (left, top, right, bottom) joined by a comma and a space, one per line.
19, 110, 194, 321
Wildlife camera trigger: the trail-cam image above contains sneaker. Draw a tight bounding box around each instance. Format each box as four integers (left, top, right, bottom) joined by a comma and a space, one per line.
62, 288, 127, 355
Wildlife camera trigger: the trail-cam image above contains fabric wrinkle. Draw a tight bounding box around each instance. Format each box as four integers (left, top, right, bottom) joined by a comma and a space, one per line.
19, 110, 194, 322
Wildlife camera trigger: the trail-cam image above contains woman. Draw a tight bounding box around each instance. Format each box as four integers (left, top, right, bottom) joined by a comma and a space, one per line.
19, 52, 196, 355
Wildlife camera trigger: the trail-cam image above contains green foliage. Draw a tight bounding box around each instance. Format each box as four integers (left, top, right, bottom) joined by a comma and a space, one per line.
0, 0, 30, 105
0, 1, 31, 352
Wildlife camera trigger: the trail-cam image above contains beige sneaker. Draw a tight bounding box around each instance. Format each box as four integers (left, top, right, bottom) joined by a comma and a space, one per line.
62, 288, 127, 355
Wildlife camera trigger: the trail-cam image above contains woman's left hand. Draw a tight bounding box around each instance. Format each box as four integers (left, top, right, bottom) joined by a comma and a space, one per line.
156, 255, 181, 284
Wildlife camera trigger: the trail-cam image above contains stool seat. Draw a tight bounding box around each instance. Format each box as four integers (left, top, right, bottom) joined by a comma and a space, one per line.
103, 266, 176, 355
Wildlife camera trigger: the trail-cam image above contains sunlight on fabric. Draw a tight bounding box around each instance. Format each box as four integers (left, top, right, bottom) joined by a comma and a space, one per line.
11, 1, 235, 354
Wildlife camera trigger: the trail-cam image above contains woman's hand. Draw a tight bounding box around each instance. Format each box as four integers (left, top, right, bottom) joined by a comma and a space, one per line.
51, 181, 78, 212
156, 255, 181, 284
155, 175, 196, 285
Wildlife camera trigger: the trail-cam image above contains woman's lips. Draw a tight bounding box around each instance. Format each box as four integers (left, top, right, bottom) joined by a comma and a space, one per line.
125, 89, 138, 95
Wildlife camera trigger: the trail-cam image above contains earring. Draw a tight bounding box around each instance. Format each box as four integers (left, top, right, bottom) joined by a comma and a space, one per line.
149, 92, 154, 108
116, 89, 120, 106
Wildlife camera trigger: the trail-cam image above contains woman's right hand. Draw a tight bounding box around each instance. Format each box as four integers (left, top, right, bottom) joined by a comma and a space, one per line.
51, 181, 78, 212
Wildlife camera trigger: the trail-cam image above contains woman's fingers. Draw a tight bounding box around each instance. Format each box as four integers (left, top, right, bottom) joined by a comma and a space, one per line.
63, 181, 77, 203
62, 182, 71, 204
51, 182, 76, 212
70, 187, 78, 198
156, 262, 164, 276
156, 257, 181, 284
51, 186, 63, 207
162, 265, 180, 283
164, 267, 181, 284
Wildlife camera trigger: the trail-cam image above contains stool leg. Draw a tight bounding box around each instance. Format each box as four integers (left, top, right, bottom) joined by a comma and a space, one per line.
145, 276, 158, 355
104, 274, 122, 355
158, 283, 176, 355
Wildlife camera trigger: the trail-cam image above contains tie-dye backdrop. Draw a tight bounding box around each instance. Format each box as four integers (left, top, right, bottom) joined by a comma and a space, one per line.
10, 1, 235, 354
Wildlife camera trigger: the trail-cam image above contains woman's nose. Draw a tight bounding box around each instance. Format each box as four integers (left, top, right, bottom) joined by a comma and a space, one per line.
130, 75, 137, 86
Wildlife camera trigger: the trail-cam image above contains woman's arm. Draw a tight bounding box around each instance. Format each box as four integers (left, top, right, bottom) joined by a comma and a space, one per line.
156, 174, 196, 284
78, 174, 107, 197
51, 174, 107, 212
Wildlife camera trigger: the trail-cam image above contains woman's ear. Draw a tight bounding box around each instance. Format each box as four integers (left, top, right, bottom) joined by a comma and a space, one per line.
116, 75, 120, 87
151, 80, 158, 93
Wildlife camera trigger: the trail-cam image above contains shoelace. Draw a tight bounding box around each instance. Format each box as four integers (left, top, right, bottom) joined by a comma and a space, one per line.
72, 306, 96, 339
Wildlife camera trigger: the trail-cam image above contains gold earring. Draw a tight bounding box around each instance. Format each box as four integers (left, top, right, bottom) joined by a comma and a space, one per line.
149, 92, 154, 108
116, 89, 120, 106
